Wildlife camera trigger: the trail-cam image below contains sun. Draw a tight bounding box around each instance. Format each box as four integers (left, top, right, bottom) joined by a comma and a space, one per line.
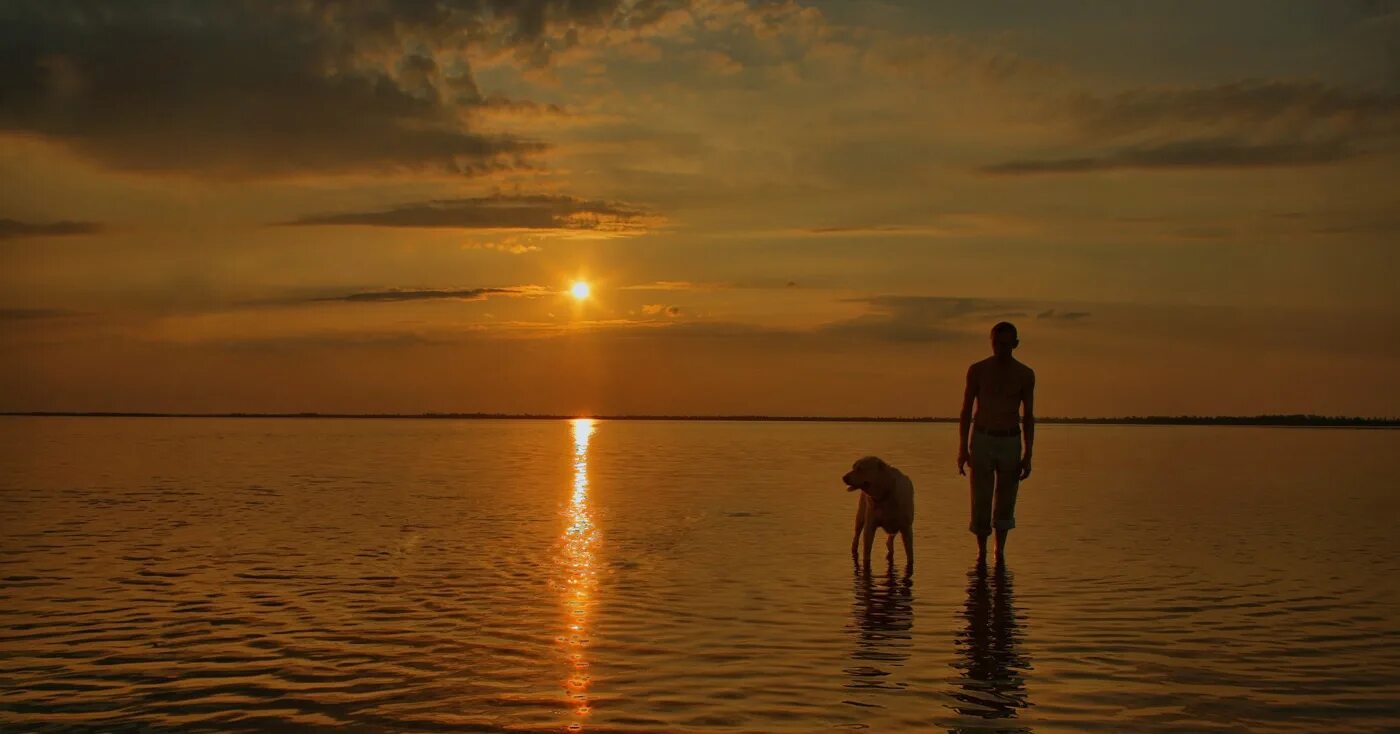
570, 281, 591, 300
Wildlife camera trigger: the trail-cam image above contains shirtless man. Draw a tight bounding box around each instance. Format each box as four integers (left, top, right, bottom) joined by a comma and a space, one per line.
957, 322, 1035, 565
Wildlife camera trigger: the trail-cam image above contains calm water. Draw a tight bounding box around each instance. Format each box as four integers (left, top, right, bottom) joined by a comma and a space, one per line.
1, 417, 1397, 732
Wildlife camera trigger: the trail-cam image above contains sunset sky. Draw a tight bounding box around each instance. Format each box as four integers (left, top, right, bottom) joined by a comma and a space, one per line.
3, 1, 1398, 417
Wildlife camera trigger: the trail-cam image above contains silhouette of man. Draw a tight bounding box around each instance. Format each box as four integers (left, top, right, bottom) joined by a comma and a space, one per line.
958, 322, 1035, 564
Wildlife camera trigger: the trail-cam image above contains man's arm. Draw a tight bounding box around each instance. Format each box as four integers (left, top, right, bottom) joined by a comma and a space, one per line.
958, 364, 977, 475
1019, 369, 1035, 480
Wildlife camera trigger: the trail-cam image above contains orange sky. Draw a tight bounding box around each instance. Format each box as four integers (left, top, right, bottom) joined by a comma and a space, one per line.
2, 1, 1398, 417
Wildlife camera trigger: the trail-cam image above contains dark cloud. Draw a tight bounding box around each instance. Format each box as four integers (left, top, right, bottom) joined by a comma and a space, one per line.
310, 287, 530, 303
803, 225, 914, 234
283, 195, 651, 232
226, 283, 546, 310
1070, 79, 1400, 137
0, 307, 87, 320
987, 77, 1400, 175
983, 138, 1356, 174
642, 304, 682, 316
0, 218, 101, 239
602, 296, 1040, 345
1169, 226, 1234, 240
1307, 210, 1400, 235
620, 279, 807, 291
621, 281, 727, 291
820, 296, 1027, 343
0, 1, 691, 176
1037, 308, 1090, 320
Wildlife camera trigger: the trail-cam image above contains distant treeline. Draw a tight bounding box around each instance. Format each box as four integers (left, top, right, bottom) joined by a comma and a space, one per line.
2, 411, 1396, 427
1039, 414, 1398, 427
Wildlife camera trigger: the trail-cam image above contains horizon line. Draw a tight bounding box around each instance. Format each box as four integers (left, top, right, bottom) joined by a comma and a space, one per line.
2, 411, 1397, 427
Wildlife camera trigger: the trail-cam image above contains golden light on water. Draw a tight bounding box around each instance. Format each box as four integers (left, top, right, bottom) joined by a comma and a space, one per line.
561, 418, 598, 730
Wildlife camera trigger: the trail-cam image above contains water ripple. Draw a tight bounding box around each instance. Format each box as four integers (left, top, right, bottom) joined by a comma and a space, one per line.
1, 418, 1397, 731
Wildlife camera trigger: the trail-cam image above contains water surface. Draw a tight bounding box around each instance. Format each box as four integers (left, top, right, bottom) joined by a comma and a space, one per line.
2, 417, 1397, 731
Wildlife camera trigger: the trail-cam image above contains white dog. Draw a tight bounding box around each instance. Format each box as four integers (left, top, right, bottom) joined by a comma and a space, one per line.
842, 456, 914, 571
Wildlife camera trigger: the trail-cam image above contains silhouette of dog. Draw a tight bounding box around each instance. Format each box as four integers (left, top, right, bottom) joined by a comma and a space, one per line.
842, 456, 915, 571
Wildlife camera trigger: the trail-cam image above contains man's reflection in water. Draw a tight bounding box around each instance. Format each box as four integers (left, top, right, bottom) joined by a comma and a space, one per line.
845, 566, 914, 694
950, 562, 1032, 728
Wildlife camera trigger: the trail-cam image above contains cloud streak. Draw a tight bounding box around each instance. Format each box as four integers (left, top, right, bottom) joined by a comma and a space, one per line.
983, 138, 1356, 174
620, 280, 729, 291
1037, 308, 1091, 320
1070, 79, 1400, 137
986, 77, 1400, 175
283, 195, 653, 233
0, 218, 101, 239
0, 307, 87, 320
308, 286, 543, 303
819, 296, 1027, 343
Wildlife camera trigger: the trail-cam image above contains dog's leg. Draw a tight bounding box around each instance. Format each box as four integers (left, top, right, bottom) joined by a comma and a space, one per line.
851, 499, 867, 559
861, 521, 877, 572
885, 532, 895, 563
901, 528, 914, 573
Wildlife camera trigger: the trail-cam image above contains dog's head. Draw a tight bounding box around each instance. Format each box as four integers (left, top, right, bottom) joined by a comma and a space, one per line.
843, 456, 891, 498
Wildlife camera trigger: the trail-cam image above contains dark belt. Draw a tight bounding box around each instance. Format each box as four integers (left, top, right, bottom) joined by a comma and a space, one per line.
975, 425, 1020, 437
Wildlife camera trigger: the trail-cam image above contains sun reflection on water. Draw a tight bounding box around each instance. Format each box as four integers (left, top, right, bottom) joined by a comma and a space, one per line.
561, 418, 598, 731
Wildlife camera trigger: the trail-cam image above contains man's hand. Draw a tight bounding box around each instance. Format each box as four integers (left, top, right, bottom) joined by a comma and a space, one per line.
957, 447, 970, 476
1018, 455, 1032, 480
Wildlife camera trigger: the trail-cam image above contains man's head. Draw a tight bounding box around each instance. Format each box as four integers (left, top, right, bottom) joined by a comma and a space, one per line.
990, 321, 1019, 358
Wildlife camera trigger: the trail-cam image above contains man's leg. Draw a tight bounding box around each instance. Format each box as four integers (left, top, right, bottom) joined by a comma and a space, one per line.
991, 438, 1021, 563
969, 436, 994, 562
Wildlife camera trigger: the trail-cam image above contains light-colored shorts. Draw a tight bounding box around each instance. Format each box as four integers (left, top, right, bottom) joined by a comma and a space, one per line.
969, 431, 1022, 536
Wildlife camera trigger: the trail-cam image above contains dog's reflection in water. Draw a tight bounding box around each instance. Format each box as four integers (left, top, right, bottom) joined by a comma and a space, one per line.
948, 562, 1032, 728
844, 565, 914, 695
